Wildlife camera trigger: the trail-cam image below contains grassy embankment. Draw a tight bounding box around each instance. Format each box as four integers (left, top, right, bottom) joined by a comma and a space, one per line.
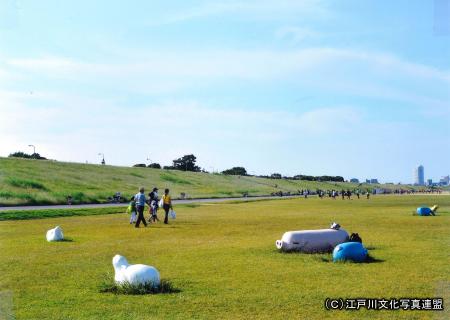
0, 157, 430, 206
0, 195, 449, 319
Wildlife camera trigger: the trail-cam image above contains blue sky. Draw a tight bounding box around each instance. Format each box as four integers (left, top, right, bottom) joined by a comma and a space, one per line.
0, 0, 449, 183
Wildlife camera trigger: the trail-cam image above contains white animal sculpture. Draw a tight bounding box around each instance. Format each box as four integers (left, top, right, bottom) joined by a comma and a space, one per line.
112, 255, 160, 287
46, 226, 64, 242
276, 227, 349, 253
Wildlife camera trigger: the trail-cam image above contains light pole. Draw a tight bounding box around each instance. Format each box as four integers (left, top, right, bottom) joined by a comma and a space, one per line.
98, 153, 105, 165
147, 157, 152, 166
28, 144, 36, 155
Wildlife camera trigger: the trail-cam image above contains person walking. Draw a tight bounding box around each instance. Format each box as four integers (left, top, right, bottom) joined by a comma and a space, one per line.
134, 187, 148, 228
161, 188, 173, 224
148, 187, 160, 223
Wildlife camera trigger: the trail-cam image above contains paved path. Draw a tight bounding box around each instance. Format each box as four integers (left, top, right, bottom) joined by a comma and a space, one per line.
0, 195, 301, 211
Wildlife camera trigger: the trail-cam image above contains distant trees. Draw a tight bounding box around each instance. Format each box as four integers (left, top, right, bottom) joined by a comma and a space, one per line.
222, 167, 247, 176
165, 154, 201, 172
132, 163, 161, 169
270, 173, 282, 179
292, 174, 344, 182
9, 151, 47, 160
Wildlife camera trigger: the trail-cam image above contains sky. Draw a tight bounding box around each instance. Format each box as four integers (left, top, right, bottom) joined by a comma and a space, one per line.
0, 0, 449, 183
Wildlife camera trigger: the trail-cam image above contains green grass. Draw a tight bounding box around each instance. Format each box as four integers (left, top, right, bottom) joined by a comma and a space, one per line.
1, 157, 439, 206
1, 196, 449, 319
0, 206, 126, 221
6, 177, 48, 190
99, 277, 180, 295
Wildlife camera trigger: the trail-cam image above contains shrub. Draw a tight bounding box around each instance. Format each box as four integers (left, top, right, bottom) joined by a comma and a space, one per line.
222, 167, 247, 175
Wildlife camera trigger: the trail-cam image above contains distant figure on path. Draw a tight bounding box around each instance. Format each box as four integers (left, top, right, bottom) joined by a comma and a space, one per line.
134, 187, 148, 228
341, 190, 345, 200
161, 188, 173, 224
366, 190, 370, 199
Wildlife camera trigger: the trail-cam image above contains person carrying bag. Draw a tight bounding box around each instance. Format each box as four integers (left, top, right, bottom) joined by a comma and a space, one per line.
161, 188, 173, 224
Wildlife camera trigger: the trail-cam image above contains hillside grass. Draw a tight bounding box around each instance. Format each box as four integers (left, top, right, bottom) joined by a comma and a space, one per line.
0, 157, 430, 206
0, 196, 449, 319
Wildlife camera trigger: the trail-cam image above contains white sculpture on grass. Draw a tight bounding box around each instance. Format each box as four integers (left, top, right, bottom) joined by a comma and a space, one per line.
112, 255, 160, 287
276, 223, 349, 252
46, 226, 64, 242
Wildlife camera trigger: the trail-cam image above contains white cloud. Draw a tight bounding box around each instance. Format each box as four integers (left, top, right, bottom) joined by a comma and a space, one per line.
8, 48, 449, 84
0, 90, 363, 166
6, 48, 448, 112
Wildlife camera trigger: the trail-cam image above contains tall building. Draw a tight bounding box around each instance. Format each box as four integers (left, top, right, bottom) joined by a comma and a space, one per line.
414, 165, 425, 185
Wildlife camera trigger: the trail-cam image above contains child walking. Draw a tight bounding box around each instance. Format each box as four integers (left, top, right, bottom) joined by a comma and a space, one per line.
126, 196, 137, 224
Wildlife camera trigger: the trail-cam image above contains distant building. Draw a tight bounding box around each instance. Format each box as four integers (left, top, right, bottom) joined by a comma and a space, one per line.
350, 178, 359, 183
440, 175, 450, 186
366, 179, 370, 184
427, 179, 433, 186
414, 165, 425, 186
370, 179, 379, 184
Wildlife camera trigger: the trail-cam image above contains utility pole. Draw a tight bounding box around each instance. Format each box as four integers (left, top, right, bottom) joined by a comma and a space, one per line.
98, 153, 105, 165
28, 144, 36, 155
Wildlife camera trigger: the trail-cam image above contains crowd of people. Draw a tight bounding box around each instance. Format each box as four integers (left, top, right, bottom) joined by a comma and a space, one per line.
315, 189, 368, 200
126, 187, 174, 228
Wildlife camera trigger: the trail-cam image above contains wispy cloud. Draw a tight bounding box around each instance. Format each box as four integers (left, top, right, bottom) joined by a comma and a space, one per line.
6, 48, 449, 110
275, 26, 320, 44
154, 0, 330, 25
0, 90, 362, 166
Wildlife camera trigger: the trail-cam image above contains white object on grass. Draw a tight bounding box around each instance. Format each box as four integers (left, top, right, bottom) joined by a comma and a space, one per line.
170, 210, 176, 219
46, 226, 64, 242
112, 255, 160, 287
276, 227, 349, 252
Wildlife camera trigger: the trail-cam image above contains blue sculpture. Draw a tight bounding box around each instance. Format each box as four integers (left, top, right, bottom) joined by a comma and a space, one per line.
333, 242, 368, 262
416, 205, 438, 216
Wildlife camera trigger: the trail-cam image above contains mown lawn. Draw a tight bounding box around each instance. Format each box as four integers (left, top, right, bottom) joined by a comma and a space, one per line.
0, 196, 449, 319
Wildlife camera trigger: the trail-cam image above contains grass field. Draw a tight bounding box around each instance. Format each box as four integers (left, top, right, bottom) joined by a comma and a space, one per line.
0, 157, 434, 206
1, 195, 449, 319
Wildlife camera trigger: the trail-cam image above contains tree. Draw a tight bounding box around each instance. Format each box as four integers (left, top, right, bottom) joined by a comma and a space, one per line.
222, 167, 247, 176
147, 163, 161, 169
172, 154, 201, 172
270, 173, 282, 179
133, 164, 146, 168
9, 151, 46, 160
